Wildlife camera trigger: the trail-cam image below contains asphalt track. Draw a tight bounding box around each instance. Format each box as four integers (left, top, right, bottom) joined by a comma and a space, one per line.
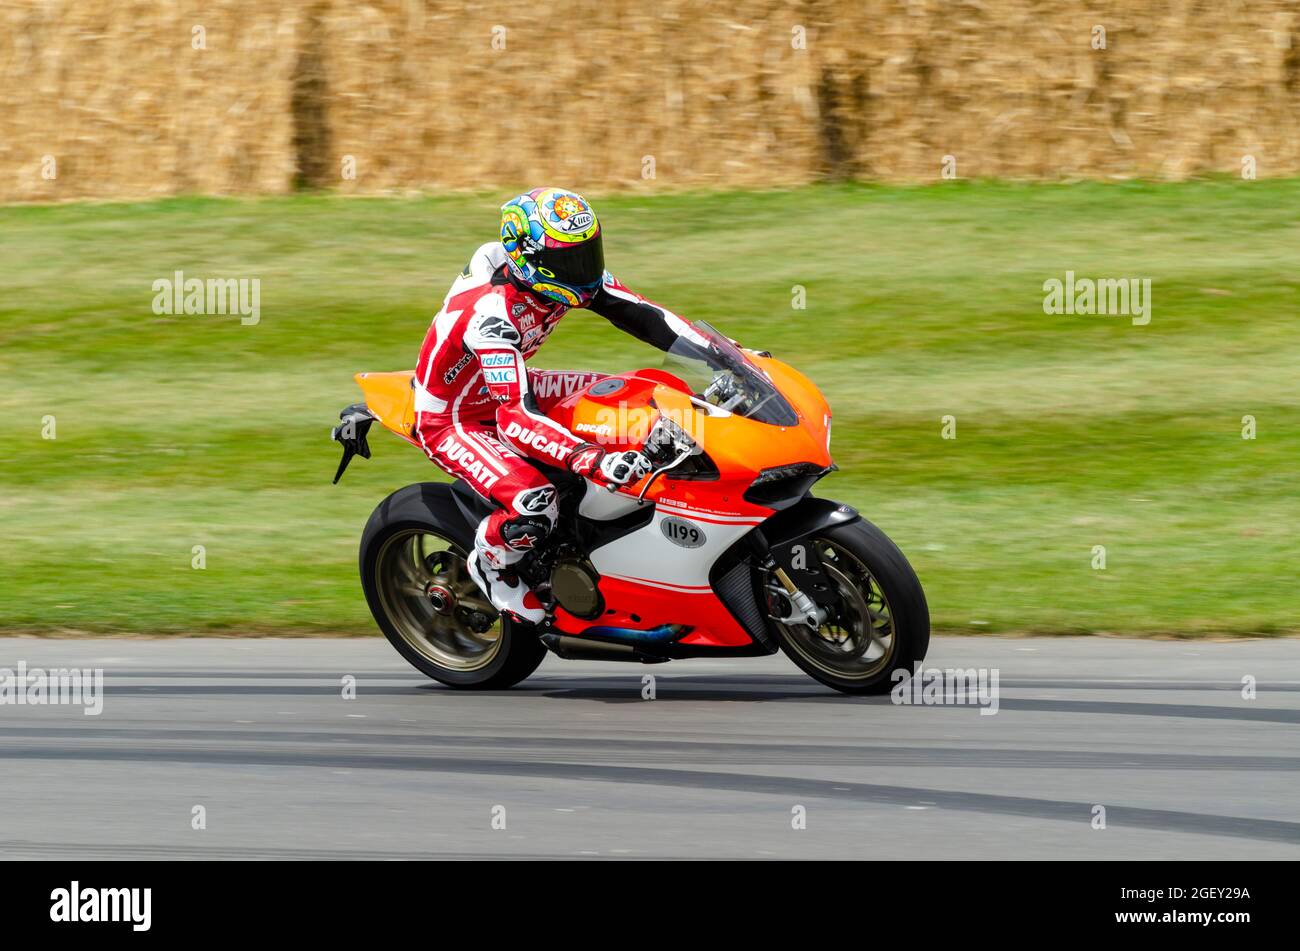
1, 635, 1297, 860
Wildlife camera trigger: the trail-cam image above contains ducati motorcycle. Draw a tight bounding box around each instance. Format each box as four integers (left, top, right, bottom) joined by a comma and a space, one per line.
331, 322, 929, 694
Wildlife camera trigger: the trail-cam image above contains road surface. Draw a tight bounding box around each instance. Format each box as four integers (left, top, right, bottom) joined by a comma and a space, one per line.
1, 635, 1297, 859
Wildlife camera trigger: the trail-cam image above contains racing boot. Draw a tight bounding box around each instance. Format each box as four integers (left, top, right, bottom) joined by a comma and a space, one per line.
467, 518, 546, 625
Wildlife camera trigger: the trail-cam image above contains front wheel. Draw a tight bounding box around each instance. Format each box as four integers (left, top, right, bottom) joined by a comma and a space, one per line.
768, 518, 929, 695
359, 483, 547, 689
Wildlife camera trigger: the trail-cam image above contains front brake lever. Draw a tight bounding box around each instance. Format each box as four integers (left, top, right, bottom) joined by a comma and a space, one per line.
635, 444, 694, 503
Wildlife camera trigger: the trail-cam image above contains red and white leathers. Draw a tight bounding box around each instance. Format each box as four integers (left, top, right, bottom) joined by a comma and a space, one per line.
413, 242, 703, 619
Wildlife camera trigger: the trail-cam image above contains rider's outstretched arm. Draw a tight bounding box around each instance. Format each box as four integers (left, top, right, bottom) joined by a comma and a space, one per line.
464, 297, 584, 467
588, 272, 709, 352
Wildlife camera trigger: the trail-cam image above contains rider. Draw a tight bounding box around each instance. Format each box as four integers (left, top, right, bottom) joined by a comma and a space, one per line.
413, 187, 707, 623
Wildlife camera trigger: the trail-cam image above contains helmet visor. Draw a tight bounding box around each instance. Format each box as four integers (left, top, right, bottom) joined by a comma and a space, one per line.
529, 233, 605, 290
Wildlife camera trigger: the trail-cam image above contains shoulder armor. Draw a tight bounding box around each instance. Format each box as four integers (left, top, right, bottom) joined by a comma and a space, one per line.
464, 293, 521, 349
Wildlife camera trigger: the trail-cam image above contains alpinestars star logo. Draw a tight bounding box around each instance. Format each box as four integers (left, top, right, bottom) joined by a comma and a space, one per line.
508, 532, 538, 550
517, 486, 556, 514
475, 314, 521, 345
568, 447, 601, 474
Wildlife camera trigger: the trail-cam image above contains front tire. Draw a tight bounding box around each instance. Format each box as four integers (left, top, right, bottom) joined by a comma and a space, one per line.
359, 483, 547, 689
769, 518, 929, 695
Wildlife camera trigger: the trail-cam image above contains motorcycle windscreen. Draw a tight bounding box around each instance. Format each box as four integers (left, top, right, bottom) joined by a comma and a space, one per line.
663, 320, 798, 426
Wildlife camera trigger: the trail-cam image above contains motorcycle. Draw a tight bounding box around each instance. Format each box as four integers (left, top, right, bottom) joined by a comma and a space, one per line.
331, 321, 929, 694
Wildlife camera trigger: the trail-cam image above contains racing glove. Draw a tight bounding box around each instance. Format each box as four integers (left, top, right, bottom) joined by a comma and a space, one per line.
567, 443, 652, 487
726, 336, 772, 359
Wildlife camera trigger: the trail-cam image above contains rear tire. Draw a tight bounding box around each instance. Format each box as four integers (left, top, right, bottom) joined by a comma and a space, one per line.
770, 518, 929, 695
359, 482, 547, 689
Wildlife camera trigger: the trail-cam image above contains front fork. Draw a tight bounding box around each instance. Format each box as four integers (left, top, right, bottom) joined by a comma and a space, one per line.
748, 526, 827, 630
770, 565, 827, 628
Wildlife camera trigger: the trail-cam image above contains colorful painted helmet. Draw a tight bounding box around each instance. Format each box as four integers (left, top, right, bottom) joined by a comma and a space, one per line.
499, 187, 604, 307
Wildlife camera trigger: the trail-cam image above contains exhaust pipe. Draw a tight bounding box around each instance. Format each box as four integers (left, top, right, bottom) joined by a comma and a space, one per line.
539, 633, 665, 663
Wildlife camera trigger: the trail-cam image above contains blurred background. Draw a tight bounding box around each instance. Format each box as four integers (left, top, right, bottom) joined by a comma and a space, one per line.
1, 1, 1297, 636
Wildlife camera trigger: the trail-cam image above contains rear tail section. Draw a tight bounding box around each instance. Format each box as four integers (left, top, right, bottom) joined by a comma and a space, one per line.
330, 370, 417, 483
354, 370, 418, 439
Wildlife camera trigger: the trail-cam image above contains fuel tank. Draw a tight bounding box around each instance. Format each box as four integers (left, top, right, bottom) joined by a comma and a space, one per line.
546, 368, 693, 453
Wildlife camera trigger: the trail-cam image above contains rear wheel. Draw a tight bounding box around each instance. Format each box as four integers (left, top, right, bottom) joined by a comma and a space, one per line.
768, 518, 929, 695
359, 483, 547, 689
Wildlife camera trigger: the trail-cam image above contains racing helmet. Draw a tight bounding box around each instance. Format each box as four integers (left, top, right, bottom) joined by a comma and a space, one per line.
499, 187, 604, 307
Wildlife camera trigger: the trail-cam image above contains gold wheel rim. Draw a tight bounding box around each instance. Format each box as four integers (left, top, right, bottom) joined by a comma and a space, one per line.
374, 529, 503, 672
776, 538, 897, 681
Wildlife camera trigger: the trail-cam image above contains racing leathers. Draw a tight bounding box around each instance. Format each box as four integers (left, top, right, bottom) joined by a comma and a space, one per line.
413, 242, 700, 621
